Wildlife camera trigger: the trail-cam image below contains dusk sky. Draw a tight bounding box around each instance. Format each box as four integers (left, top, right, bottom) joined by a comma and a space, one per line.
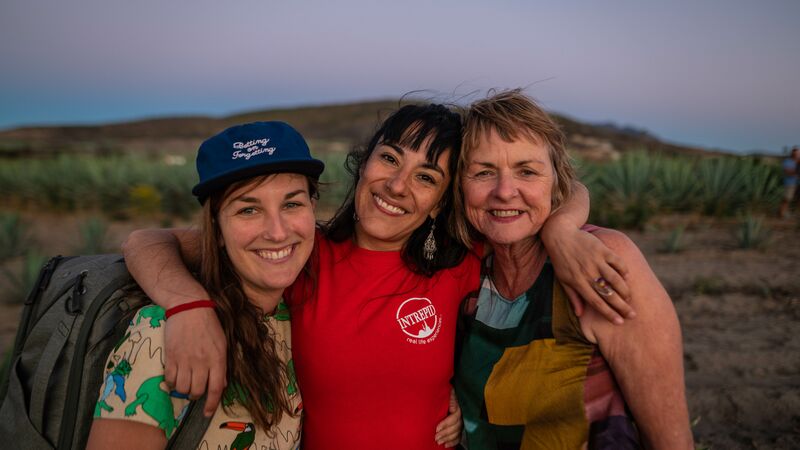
1, 0, 798, 154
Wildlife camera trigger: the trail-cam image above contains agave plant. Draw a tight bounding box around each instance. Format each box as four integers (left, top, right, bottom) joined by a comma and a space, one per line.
0, 212, 28, 261
651, 156, 701, 213
736, 214, 770, 249
739, 159, 781, 213
658, 225, 687, 253
318, 151, 353, 211
2, 251, 48, 303
696, 157, 744, 216
75, 217, 110, 254
573, 156, 602, 196
0, 155, 197, 217
151, 162, 197, 219
98, 158, 143, 218
592, 152, 658, 229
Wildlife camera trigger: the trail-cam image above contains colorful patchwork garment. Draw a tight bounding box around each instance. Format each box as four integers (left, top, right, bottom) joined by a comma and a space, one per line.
454, 260, 641, 449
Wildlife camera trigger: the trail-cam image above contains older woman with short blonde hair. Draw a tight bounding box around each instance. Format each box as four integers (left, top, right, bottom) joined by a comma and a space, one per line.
453, 89, 693, 449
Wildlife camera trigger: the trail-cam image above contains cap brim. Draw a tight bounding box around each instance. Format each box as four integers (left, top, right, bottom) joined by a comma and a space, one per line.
192, 159, 325, 204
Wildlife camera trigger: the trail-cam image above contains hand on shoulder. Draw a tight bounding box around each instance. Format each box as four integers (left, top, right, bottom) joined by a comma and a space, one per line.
579, 227, 672, 344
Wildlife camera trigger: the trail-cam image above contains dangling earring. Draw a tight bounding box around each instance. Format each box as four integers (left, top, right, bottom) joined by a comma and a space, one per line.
353, 211, 359, 222
423, 220, 437, 261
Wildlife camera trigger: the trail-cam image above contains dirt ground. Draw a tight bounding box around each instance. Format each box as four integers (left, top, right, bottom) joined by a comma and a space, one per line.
1, 212, 798, 448
629, 217, 800, 449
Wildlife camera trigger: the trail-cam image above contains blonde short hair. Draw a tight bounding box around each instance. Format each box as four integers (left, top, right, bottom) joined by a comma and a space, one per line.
451, 89, 577, 247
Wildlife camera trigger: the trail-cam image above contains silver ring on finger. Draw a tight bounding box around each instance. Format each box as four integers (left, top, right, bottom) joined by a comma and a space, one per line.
592, 277, 615, 297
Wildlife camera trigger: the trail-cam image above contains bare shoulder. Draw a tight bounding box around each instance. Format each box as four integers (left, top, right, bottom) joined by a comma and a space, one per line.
591, 227, 658, 292
592, 228, 641, 256
592, 228, 650, 279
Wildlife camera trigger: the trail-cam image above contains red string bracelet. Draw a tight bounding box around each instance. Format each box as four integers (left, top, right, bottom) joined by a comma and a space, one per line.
165, 300, 216, 319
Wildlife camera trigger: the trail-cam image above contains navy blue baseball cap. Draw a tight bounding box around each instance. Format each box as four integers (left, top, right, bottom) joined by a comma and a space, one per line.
192, 121, 325, 204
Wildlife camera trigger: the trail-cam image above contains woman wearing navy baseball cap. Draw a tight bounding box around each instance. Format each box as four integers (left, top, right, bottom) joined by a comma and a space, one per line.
121, 104, 631, 449
88, 121, 322, 449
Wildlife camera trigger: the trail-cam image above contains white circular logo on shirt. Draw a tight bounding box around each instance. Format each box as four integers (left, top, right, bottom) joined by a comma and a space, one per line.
395, 297, 442, 344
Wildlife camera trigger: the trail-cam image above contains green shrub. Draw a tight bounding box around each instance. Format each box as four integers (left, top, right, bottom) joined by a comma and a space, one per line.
0, 213, 28, 261
652, 157, 700, 212
574, 156, 601, 199
152, 164, 197, 219
96, 161, 138, 219
692, 275, 726, 295
696, 157, 743, 216
698, 158, 780, 216
75, 217, 110, 254
2, 251, 48, 303
0, 152, 780, 224
739, 160, 781, 213
591, 152, 658, 229
129, 184, 162, 217
695, 157, 779, 216
0, 155, 196, 219
736, 214, 770, 249
318, 152, 351, 211
659, 225, 687, 253
582, 153, 781, 224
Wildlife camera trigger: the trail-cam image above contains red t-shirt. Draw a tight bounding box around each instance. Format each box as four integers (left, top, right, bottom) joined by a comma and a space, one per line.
287, 232, 480, 450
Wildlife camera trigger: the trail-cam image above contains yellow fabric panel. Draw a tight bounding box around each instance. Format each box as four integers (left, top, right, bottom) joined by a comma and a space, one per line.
483, 281, 596, 449
521, 418, 591, 450
484, 338, 594, 449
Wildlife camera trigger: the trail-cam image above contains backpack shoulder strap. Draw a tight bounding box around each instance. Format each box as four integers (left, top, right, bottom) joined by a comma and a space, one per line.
56, 256, 133, 450
166, 395, 213, 449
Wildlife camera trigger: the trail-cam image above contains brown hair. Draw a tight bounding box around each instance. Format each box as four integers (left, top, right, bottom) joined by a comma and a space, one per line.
452, 89, 577, 247
199, 174, 318, 433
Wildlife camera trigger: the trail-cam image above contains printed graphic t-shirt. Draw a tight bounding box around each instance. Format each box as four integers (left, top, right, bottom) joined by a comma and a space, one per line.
287, 234, 480, 450
94, 303, 302, 450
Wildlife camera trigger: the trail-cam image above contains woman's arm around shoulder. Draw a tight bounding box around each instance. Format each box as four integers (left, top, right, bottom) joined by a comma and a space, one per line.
541, 181, 634, 323
580, 228, 693, 450
122, 228, 206, 307
122, 227, 226, 417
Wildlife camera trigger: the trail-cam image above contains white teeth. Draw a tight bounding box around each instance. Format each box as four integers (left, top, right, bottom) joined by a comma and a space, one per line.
374, 195, 406, 214
256, 246, 293, 260
491, 210, 522, 217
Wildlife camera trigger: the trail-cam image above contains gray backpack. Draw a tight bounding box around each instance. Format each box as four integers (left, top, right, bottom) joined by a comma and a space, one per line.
0, 254, 210, 449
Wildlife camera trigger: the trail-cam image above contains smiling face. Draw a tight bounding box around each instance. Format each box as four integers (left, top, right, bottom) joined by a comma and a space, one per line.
461, 128, 554, 246
217, 173, 316, 308
353, 139, 452, 251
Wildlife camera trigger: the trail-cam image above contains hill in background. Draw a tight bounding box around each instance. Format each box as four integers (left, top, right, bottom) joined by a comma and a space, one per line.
0, 99, 728, 160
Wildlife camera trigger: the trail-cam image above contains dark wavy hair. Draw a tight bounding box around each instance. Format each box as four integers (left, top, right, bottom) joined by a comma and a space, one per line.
323, 103, 468, 276
200, 174, 318, 433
